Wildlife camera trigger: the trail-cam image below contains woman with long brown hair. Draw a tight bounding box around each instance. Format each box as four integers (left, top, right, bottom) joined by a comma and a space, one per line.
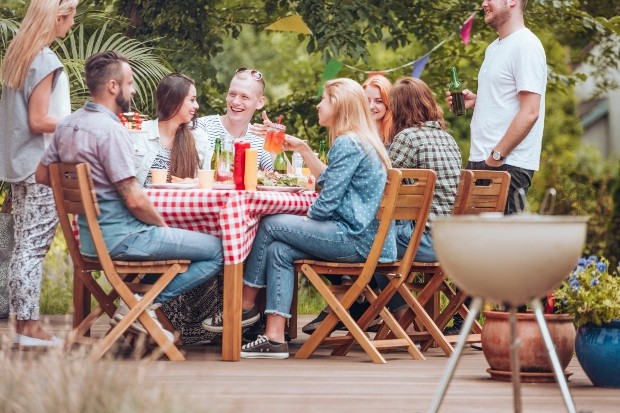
0, 0, 77, 347
134, 73, 211, 187
376, 76, 462, 319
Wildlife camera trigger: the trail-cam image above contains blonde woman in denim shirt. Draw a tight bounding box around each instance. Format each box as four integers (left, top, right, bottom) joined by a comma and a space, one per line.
203, 78, 395, 358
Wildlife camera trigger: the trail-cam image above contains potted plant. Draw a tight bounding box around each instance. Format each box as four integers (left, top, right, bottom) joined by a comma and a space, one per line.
555, 256, 620, 388
480, 302, 576, 383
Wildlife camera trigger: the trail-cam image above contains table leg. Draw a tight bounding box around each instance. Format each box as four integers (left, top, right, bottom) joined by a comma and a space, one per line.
222, 262, 243, 361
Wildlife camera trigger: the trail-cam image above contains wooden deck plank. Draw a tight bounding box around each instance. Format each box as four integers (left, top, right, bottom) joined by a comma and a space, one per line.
2, 315, 618, 413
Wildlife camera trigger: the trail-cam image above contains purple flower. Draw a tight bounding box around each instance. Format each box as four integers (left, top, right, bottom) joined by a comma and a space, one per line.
569, 278, 581, 289
590, 278, 600, 286
577, 258, 587, 267
596, 262, 607, 273
587, 255, 599, 265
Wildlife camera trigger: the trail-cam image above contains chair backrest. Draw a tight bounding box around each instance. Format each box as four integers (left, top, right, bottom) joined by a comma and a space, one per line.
49, 163, 100, 267
358, 168, 402, 278
395, 169, 437, 268
49, 162, 116, 275
453, 170, 511, 216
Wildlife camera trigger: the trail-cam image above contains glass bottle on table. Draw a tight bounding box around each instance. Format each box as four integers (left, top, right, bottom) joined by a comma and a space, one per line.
318, 139, 329, 165
292, 151, 304, 176
211, 137, 221, 173
274, 152, 288, 174
449, 66, 466, 116
217, 134, 233, 182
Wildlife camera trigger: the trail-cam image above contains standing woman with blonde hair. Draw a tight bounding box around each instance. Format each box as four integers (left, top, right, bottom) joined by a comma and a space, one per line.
0, 0, 78, 346
203, 78, 395, 359
362, 74, 393, 145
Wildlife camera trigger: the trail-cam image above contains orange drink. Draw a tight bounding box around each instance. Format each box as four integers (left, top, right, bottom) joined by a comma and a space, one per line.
264, 124, 286, 154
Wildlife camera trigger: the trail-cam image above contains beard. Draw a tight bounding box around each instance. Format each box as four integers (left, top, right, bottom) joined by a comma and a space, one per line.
115, 89, 131, 113
485, 1, 511, 30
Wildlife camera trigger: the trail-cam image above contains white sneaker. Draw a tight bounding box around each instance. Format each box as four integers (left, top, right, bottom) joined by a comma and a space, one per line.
110, 294, 174, 342
16, 334, 64, 348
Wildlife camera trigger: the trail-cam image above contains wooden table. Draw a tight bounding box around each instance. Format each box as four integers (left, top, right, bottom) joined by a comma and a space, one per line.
73, 187, 317, 361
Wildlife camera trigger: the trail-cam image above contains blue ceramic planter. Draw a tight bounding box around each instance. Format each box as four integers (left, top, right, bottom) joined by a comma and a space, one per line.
575, 320, 620, 388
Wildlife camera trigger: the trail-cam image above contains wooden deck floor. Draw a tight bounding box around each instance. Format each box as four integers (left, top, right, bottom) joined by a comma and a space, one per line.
3, 315, 618, 413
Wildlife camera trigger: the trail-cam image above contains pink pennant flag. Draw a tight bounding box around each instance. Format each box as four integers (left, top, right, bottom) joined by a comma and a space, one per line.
460, 13, 475, 45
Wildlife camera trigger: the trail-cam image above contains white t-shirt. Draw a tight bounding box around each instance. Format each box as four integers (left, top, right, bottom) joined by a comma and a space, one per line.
195, 115, 273, 170
470, 27, 547, 170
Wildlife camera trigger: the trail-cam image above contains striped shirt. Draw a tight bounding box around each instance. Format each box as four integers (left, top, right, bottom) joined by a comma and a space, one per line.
388, 121, 462, 221
195, 115, 273, 170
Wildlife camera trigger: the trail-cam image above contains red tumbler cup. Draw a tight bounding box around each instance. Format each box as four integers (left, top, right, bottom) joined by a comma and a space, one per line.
234, 142, 251, 190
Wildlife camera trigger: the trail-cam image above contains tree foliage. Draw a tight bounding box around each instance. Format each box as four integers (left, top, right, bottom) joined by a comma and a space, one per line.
1, 0, 618, 257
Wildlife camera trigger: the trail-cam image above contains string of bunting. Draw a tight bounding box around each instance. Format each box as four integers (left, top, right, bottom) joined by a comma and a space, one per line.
266, 12, 476, 83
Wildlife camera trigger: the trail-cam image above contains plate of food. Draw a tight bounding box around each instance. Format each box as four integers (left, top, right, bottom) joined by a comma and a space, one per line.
257, 171, 311, 192
147, 182, 198, 189
257, 185, 304, 193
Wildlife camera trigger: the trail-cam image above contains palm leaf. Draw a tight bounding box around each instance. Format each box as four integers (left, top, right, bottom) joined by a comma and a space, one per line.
54, 21, 171, 113
0, 18, 20, 77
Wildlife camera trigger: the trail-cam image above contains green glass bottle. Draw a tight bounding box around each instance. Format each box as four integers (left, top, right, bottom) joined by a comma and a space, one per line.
449, 66, 466, 116
274, 152, 288, 174
211, 137, 221, 173
318, 139, 329, 165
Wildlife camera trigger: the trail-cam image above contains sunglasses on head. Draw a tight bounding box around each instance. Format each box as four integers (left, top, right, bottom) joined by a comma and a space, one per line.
235, 67, 263, 81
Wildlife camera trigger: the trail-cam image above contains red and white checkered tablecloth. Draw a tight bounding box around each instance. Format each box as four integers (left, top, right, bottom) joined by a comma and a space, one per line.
146, 189, 318, 264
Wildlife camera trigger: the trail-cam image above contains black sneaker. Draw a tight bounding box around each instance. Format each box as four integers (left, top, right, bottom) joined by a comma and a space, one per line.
202, 306, 260, 333
442, 313, 464, 336
470, 342, 483, 351
242, 312, 266, 343
242, 313, 291, 343
240, 334, 289, 359
302, 310, 346, 335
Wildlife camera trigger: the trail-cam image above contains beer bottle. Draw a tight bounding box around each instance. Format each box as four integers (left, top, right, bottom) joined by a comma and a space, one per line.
449, 66, 466, 116
212, 137, 221, 175
274, 152, 288, 174
318, 139, 329, 165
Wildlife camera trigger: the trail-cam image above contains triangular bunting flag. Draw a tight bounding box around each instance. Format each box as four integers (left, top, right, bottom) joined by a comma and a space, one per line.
411, 54, 430, 78
317, 59, 343, 97
460, 13, 475, 45
266, 15, 312, 35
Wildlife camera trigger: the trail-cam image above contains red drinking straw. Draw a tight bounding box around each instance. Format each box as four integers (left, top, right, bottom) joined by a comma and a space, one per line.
277, 115, 283, 124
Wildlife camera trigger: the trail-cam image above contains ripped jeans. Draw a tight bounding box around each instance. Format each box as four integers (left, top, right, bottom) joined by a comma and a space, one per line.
243, 214, 364, 318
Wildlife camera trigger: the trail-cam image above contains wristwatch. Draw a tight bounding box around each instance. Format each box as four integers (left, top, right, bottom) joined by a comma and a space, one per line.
491, 150, 505, 162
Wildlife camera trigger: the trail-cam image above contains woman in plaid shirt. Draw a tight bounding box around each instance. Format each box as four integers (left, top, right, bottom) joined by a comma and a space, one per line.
377, 77, 462, 315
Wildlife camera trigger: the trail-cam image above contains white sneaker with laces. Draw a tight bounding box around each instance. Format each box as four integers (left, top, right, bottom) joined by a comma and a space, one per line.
16, 334, 64, 348
110, 294, 174, 342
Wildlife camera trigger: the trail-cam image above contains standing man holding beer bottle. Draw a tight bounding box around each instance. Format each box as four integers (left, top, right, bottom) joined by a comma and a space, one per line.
447, 0, 547, 215
444, 0, 547, 338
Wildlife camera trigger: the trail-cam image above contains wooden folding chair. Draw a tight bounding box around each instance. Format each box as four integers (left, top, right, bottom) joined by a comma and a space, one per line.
49, 162, 189, 361
378, 170, 511, 353
294, 169, 435, 363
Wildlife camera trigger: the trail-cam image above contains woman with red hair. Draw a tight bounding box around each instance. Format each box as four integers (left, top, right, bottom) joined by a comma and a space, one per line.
362, 75, 393, 145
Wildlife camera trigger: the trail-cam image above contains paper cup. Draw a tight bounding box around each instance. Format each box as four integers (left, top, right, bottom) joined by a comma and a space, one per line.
198, 169, 215, 190
150, 168, 168, 184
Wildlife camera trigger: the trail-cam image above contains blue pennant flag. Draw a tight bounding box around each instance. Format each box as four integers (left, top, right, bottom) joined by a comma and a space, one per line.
411, 54, 430, 78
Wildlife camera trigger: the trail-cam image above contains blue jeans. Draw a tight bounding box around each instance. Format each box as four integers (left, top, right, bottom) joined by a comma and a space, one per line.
108, 227, 223, 303
375, 220, 436, 311
244, 214, 365, 318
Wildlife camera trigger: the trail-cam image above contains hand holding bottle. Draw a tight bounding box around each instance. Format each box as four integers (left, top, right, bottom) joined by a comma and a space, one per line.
445, 89, 477, 112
